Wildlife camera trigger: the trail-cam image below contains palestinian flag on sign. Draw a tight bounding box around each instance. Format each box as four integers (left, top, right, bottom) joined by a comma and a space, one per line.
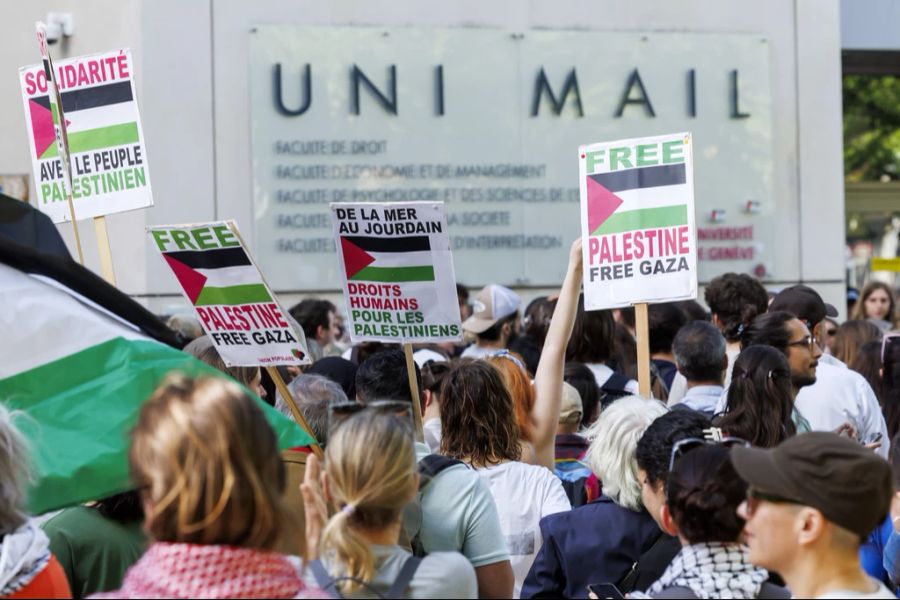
586, 162, 689, 236
27, 76, 139, 159
0, 238, 313, 514
161, 246, 273, 306
340, 235, 435, 283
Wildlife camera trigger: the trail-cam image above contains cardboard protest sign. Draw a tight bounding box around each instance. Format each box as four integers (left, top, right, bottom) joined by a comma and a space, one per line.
19, 49, 153, 223
148, 221, 310, 367
579, 132, 698, 310
331, 202, 463, 343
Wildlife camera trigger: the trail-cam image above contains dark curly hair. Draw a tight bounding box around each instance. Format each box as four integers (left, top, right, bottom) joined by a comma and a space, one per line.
666, 444, 747, 543
635, 410, 712, 487
566, 294, 616, 364
704, 273, 769, 342
439, 360, 521, 466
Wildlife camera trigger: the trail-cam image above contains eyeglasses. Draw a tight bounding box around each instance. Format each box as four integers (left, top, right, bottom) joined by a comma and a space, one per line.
744, 486, 803, 517
786, 336, 819, 351
668, 435, 750, 472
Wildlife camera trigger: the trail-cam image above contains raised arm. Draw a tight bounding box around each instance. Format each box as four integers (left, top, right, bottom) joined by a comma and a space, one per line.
531, 238, 583, 470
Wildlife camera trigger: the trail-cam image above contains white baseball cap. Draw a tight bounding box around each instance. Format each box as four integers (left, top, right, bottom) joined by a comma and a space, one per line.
462, 284, 521, 334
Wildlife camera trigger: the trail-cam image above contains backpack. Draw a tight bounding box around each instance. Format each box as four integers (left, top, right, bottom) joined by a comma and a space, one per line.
308, 556, 422, 599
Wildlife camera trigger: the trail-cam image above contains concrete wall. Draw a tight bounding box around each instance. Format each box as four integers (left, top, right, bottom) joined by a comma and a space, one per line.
0, 1, 849, 314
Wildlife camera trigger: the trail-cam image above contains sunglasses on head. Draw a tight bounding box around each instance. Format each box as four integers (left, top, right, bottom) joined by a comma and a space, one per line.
668, 434, 750, 472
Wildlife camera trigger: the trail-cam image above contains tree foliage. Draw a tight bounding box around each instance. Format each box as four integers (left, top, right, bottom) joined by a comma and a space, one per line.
843, 75, 900, 181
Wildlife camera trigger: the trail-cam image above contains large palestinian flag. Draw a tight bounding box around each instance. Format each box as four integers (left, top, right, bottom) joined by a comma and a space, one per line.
0, 238, 313, 514
340, 235, 436, 283
586, 163, 688, 236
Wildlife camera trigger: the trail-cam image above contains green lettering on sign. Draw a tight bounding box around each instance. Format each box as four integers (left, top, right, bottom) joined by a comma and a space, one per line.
662, 140, 685, 164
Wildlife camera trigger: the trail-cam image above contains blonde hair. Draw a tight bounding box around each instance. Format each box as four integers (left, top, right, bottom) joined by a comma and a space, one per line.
130, 374, 286, 549
585, 395, 667, 511
321, 412, 416, 593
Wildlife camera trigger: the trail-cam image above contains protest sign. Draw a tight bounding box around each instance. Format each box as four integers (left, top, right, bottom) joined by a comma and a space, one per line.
149, 221, 311, 367
579, 132, 698, 311
331, 201, 463, 344
19, 48, 153, 224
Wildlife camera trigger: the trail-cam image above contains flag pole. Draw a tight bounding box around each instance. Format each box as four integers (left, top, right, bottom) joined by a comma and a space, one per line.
635, 302, 652, 397
94, 217, 116, 284
36, 23, 85, 265
267, 366, 324, 460
403, 343, 425, 442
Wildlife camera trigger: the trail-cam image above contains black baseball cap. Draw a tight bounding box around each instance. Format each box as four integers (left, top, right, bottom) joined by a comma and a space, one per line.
768, 284, 839, 325
731, 432, 892, 539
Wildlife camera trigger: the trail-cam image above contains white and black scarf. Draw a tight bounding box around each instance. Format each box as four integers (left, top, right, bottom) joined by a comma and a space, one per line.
646, 541, 768, 599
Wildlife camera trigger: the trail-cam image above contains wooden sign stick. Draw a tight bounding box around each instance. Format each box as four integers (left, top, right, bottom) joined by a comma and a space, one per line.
635, 302, 652, 398
266, 366, 324, 460
403, 343, 425, 442
94, 216, 116, 284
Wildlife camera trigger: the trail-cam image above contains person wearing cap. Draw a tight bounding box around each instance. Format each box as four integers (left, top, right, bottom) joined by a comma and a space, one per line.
769, 285, 889, 458
732, 432, 895, 598
461, 284, 522, 359
554, 382, 591, 506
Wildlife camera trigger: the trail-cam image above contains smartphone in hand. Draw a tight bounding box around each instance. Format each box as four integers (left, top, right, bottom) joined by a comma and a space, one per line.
587, 583, 625, 599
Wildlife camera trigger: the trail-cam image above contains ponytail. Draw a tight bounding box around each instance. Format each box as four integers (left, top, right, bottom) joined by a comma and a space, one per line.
321, 507, 376, 593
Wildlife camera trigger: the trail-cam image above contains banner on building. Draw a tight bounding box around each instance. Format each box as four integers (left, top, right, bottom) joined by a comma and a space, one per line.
19, 49, 153, 223
580, 132, 698, 310
331, 202, 463, 343
149, 221, 310, 366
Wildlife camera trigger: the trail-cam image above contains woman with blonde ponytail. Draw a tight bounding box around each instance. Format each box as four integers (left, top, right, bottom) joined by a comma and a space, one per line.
302, 411, 477, 599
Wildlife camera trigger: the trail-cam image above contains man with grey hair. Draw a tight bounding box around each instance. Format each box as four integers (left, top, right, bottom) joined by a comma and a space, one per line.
276, 373, 348, 448
672, 320, 727, 419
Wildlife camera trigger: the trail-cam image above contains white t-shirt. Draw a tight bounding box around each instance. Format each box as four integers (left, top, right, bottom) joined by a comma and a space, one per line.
475, 461, 571, 597
586, 363, 640, 395
793, 362, 890, 458
814, 578, 896, 598
423, 418, 442, 454
305, 544, 477, 599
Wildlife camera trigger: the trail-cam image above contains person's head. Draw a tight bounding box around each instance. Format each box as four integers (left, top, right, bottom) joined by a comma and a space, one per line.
676, 299, 710, 322
522, 296, 554, 346
290, 299, 337, 347
456, 283, 472, 321
277, 374, 348, 448
355, 350, 422, 409
852, 281, 896, 323
648, 303, 687, 356
0, 406, 31, 536
672, 321, 727, 385
439, 360, 521, 466
852, 340, 884, 401
833, 319, 882, 367
611, 322, 638, 379
486, 351, 535, 442
881, 336, 900, 440
421, 360, 452, 411
635, 410, 711, 529
558, 382, 584, 435
704, 273, 770, 341
462, 284, 521, 345
130, 374, 286, 548
166, 314, 203, 343
184, 337, 265, 399
662, 445, 747, 544
820, 317, 839, 355
733, 432, 893, 578
585, 396, 668, 512
564, 362, 602, 427
768, 284, 838, 339
321, 411, 417, 594
742, 311, 821, 390
308, 356, 358, 401
716, 346, 796, 448
567, 294, 616, 364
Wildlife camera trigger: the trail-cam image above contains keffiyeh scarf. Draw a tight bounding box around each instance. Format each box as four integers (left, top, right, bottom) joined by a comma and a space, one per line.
646, 542, 768, 599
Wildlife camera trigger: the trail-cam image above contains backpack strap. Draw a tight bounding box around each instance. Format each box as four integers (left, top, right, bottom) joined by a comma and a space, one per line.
601, 372, 632, 397
385, 556, 422, 598
417, 454, 463, 489
308, 560, 343, 598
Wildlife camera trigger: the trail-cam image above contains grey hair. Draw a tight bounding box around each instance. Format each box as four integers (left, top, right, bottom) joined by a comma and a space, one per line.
673, 321, 727, 383
585, 395, 668, 512
277, 374, 348, 447
0, 405, 31, 534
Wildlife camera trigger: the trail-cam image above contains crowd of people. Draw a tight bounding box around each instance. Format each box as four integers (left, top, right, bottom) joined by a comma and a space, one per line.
3, 239, 900, 598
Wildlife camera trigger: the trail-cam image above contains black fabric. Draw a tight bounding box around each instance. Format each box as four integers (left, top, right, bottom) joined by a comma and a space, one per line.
0, 234, 181, 348
0, 193, 71, 259
600, 372, 633, 407
509, 334, 543, 375
560, 478, 588, 508
308, 356, 358, 400
417, 454, 463, 487
618, 534, 681, 593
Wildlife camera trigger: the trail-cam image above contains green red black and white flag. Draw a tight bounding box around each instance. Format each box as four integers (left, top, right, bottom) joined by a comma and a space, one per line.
331, 202, 462, 343
0, 237, 313, 514
148, 221, 311, 367
579, 132, 697, 310
19, 48, 153, 223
